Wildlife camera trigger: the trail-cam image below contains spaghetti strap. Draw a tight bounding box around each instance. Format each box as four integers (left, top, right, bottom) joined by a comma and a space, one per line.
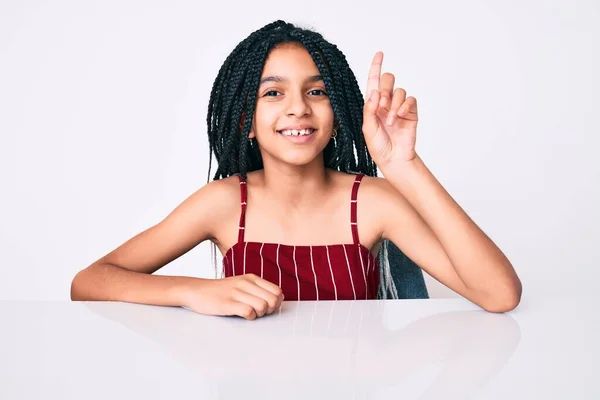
350, 173, 364, 245
236, 174, 247, 243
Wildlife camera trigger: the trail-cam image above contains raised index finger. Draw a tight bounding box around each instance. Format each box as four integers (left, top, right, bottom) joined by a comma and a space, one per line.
366, 51, 383, 99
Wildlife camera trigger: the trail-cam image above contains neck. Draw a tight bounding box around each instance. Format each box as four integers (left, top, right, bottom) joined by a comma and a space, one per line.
259, 157, 332, 209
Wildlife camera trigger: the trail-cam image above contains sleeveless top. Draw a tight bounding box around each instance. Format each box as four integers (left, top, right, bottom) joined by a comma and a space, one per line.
222, 173, 380, 301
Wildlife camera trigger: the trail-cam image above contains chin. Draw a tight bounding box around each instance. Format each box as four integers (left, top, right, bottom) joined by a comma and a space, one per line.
277, 150, 324, 166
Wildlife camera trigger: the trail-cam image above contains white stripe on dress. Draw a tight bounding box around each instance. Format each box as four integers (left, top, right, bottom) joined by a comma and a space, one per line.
325, 245, 338, 300
243, 242, 248, 275
358, 245, 368, 299
310, 246, 319, 301
231, 250, 235, 276
294, 246, 300, 300
343, 245, 357, 300
276, 244, 281, 287
259, 243, 264, 278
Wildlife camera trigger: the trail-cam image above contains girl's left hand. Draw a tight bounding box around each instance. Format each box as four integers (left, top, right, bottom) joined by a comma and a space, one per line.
362, 51, 419, 167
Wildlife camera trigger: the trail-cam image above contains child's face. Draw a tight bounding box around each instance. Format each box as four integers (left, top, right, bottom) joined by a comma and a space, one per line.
250, 43, 335, 167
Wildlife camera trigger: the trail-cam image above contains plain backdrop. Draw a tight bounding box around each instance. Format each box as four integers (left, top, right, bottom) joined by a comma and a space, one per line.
0, 0, 598, 301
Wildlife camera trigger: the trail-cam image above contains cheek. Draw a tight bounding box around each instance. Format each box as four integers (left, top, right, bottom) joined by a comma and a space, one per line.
315, 103, 334, 124
253, 105, 280, 133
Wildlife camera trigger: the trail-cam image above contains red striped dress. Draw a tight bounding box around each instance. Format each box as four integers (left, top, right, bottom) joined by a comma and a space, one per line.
223, 173, 380, 301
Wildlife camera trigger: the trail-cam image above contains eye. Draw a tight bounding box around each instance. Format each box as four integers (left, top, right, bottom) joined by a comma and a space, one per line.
263, 90, 281, 97
308, 89, 328, 96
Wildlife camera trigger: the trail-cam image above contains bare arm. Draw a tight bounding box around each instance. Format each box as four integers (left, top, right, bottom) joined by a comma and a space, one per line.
369, 156, 522, 312
70, 178, 233, 306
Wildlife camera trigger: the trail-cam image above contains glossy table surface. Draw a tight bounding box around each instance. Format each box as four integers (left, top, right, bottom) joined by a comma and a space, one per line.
1, 295, 598, 399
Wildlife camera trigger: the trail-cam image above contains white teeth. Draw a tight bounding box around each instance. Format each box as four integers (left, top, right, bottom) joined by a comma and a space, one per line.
278, 128, 314, 136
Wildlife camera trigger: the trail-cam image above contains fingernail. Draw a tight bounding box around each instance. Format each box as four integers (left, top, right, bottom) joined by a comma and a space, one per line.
380, 97, 387, 107
386, 115, 394, 125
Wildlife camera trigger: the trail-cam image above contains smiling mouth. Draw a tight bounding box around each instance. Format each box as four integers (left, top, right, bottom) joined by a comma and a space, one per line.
276, 128, 316, 137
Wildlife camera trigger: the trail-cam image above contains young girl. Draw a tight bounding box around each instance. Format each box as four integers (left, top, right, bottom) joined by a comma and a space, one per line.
71, 20, 522, 320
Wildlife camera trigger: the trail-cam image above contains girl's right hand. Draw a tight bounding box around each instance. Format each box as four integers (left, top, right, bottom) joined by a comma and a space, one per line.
181, 274, 285, 320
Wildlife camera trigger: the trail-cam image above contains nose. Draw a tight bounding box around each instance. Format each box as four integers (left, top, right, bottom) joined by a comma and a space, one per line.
284, 91, 311, 117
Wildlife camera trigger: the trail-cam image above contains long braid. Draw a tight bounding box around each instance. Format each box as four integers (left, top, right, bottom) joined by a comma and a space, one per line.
238, 40, 272, 177
327, 45, 378, 176
324, 47, 358, 172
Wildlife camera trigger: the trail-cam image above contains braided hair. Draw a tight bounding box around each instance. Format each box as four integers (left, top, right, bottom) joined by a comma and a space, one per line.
206, 20, 378, 182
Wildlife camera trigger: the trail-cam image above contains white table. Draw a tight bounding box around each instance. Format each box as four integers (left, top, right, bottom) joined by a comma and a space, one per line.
1, 295, 598, 399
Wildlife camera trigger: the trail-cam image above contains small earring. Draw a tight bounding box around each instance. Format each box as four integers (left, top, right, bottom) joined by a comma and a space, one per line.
331, 129, 338, 147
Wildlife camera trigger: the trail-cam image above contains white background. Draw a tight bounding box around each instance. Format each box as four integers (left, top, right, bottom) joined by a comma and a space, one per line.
1, 0, 598, 301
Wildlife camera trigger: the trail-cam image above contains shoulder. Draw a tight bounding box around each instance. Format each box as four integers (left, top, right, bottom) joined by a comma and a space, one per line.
326, 170, 398, 200
336, 172, 405, 211
352, 173, 400, 202
201, 174, 242, 208
198, 170, 265, 210
177, 175, 242, 224
328, 171, 405, 235
351, 173, 412, 223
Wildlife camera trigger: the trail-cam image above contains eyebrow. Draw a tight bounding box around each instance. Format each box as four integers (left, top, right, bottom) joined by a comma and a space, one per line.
259, 74, 323, 86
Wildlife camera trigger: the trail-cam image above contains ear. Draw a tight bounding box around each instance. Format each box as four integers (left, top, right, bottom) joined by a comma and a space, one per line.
239, 112, 256, 139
